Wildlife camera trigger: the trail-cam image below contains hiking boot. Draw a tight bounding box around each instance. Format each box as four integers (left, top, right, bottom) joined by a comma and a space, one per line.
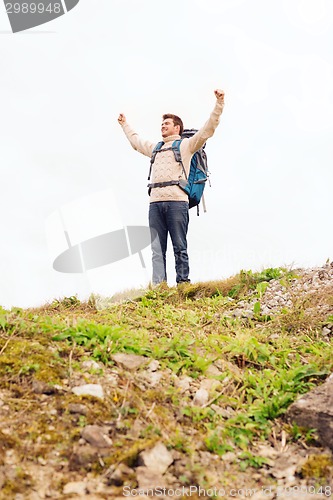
149, 281, 169, 291
177, 279, 191, 287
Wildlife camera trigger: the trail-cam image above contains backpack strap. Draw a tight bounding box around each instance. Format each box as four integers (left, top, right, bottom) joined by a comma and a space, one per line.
171, 140, 188, 180
148, 180, 180, 189
201, 193, 207, 213
148, 141, 164, 181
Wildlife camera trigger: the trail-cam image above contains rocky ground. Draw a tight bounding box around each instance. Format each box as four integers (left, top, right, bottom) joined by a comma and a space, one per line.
2, 358, 332, 500
231, 261, 333, 328
0, 263, 333, 499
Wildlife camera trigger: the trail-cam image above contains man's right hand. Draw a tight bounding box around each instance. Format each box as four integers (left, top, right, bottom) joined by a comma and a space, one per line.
118, 113, 126, 125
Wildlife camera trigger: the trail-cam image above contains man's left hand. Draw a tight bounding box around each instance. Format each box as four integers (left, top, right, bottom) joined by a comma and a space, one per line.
214, 89, 225, 102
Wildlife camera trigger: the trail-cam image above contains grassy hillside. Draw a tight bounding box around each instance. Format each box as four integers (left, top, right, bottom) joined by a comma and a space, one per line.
0, 267, 332, 497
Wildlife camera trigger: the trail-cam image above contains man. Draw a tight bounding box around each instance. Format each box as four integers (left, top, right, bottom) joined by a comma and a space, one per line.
118, 89, 225, 286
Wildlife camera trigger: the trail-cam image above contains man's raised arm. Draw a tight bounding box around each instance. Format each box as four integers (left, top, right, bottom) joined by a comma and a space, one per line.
187, 89, 225, 154
118, 113, 155, 158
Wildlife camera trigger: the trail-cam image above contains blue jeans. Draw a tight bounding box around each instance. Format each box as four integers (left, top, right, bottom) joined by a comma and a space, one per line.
149, 201, 190, 284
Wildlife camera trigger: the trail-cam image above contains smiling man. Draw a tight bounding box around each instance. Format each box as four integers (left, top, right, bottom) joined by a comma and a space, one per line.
118, 89, 225, 286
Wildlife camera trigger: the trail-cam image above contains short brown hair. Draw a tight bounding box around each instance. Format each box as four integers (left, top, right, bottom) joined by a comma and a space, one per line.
162, 114, 184, 136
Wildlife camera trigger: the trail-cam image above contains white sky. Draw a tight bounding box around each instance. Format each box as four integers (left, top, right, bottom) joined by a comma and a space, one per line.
1, 0, 332, 309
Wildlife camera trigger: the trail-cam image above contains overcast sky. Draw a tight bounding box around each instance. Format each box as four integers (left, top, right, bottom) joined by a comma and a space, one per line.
1, 0, 332, 309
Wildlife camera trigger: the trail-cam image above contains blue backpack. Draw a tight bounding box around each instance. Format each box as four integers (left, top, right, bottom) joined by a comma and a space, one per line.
147, 129, 209, 215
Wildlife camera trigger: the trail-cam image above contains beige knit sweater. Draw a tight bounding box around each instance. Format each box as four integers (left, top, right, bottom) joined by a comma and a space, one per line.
121, 100, 224, 203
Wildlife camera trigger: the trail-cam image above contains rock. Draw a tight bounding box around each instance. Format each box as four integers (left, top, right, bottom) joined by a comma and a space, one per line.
205, 364, 222, 377
256, 444, 278, 460
81, 360, 101, 371
32, 380, 58, 395
136, 466, 168, 489
111, 353, 149, 371
243, 309, 254, 319
106, 463, 135, 486
138, 442, 173, 474
268, 445, 309, 486
63, 481, 87, 495
81, 425, 112, 448
69, 443, 112, 470
232, 308, 243, 318
200, 378, 221, 393
105, 372, 119, 385
221, 451, 237, 462
126, 419, 145, 439
72, 384, 104, 400
213, 359, 242, 377
68, 403, 88, 415
192, 388, 209, 407
147, 359, 160, 371
69, 444, 99, 469
174, 375, 192, 393
141, 370, 163, 387
285, 373, 333, 451
270, 464, 298, 481
211, 404, 235, 418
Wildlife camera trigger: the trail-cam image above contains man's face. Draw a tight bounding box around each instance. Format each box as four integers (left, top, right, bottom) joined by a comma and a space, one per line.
161, 118, 180, 138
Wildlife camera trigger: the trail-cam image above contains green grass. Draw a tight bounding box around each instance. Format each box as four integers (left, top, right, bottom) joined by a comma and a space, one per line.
0, 266, 332, 488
